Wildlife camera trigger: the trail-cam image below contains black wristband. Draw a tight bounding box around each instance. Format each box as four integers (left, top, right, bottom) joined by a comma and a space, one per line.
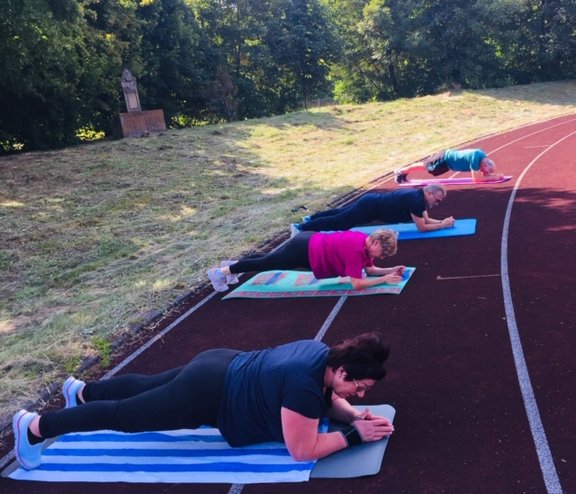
341, 424, 363, 447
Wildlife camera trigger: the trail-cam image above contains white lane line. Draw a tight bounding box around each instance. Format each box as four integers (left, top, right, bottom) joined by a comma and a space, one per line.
228, 120, 576, 494
227, 484, 245, 494
436, 274, 500, 281
486, 117, 576, 155
500, 131, 576, 494
367, 116, 576, 188
314, 296, 348, 341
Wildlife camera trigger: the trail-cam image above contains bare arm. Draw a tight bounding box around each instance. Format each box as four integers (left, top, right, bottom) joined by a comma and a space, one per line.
281, 407, 348, 461
411, 212, 455, 231
422, 210, 442, 224
348, 267, 404, 290
281, 406, 395, 461
365, 265, 406, 277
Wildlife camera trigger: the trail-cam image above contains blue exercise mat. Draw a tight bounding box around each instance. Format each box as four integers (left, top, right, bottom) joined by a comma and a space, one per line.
352, 218, 476, 240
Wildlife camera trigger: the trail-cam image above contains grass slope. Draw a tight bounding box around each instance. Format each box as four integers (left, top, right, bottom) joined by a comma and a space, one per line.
1, 81, 576, 427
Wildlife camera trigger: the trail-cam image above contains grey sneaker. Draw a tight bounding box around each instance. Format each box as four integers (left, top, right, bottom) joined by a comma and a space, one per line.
290, 223, 301, 238
302, 215, 312, 223
394, 169, 408, 184
12, 410, 44, 470
62, 376, 86, 409
207, 268, 228, 292
221, 260, 240, 284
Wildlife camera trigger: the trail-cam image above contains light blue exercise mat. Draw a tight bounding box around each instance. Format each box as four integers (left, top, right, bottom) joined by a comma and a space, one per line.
311, 404, 396, 479
351, 218, 477, 240
222, 268, 415, 300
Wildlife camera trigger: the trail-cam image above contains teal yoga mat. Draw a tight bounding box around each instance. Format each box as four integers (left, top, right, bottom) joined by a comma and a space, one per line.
311, 404, 396, 478
352, 218, 476, 240
222, 268, 415, 300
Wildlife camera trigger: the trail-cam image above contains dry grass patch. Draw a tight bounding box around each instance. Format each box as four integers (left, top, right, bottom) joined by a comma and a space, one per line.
1, 81, 576, 425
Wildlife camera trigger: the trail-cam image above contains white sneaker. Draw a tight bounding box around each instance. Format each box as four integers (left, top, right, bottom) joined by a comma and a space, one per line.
290, 223, 301, 238
207, 268, 228, 292
62, 376, 86, 408
13, 410, 44, 470
302, 215, 312, 223
221, 260, 240, 284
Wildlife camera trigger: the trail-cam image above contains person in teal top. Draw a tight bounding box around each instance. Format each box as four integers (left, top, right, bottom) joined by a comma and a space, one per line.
395, 148, 504, 183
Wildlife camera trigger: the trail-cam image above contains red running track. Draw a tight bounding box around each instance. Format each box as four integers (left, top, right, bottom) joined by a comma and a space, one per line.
1, 114, 575, 494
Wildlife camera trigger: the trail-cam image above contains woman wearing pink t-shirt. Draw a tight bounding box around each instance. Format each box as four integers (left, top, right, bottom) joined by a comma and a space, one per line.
208, 229, 405, 292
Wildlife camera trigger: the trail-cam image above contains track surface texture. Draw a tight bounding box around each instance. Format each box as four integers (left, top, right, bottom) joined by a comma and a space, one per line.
2, 115, 575, 494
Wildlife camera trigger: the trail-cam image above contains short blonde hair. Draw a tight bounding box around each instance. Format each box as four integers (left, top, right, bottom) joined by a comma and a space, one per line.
368, 229, 398, 257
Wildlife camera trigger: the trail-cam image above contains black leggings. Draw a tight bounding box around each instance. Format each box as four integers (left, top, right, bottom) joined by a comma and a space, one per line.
39, 349, 240, 438
299, 193, 382, 232
230, 231, 313, 274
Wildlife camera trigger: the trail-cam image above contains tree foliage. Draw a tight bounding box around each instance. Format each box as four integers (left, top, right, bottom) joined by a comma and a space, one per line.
1, 0, 576, 152
323, 0, 576, 101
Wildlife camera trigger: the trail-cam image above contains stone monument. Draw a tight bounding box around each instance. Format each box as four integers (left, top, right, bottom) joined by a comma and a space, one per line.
112, 69, 166, 138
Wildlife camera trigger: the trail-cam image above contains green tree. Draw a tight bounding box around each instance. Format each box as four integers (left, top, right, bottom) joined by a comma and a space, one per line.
0, 0, 87, 150
80, 0, 144, 130
491, 0, 576, 83
190, 0, 337, 117
189, 0, 278, 118
136, 0, 220, 124
266, 0, 338, 109
0, 0, 141, 152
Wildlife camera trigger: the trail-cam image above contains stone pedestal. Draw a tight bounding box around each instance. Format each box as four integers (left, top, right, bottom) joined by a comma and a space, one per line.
113, 109, 166, 138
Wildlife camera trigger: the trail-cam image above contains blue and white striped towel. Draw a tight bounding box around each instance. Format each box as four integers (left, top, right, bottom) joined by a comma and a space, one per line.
8, 426, 321, 483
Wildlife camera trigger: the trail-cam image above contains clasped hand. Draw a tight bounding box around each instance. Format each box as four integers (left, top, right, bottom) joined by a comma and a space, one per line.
353, 411, 395, 442
442, 216, 456, 228
383, 265, 406, 284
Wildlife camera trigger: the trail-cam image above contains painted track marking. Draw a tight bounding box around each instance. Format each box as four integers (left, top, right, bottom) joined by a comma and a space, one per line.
499, 131, 576, 494
436, 274, 500, 281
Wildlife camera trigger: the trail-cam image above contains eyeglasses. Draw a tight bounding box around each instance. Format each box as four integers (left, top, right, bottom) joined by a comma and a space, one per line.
352, 378, 368, 393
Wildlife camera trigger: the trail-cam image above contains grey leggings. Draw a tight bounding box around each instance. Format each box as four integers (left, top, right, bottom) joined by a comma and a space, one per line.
39, 349, 240, 438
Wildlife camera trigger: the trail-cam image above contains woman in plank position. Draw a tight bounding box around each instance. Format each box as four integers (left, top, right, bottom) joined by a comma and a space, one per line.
207, 229, 405, 292
13, 332, 394, 470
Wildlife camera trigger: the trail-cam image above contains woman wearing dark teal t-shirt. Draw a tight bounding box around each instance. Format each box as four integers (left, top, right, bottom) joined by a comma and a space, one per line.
13, 332, 394, 470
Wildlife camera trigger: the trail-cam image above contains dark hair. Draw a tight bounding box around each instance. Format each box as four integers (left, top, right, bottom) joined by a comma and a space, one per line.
326, 332, 390, 381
